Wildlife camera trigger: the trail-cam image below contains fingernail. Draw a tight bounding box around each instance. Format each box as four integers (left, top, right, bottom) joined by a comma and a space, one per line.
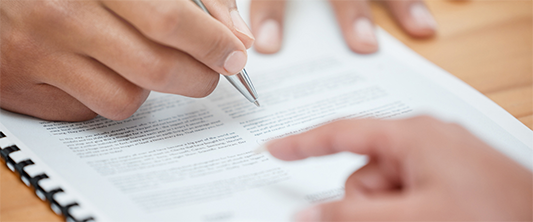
410, 3, 437, 30
353, 18, 377, 46
255, 19, 281, 53
230, 10, 254, 40
254, 143, 269, 154
294, 206, 321, 222
224, 50, 247, 74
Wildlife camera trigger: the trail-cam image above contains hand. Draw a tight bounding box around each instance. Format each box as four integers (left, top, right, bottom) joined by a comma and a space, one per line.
250, 0, 437, 54
0, 0, 254, 121
264, 116, 532, 221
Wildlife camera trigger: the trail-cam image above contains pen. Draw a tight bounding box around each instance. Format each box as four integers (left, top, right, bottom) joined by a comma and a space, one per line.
191, 0, 260, 107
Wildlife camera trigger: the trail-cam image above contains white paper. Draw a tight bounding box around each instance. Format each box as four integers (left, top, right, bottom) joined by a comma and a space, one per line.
0, 0, 531, 221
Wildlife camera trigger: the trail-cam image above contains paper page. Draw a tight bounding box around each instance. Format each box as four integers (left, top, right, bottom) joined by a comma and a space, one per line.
0, 0, 531, 221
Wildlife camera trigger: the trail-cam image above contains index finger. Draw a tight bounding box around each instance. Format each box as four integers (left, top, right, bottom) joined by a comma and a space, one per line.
101, 0, 248, 75
265, 117, 438, 161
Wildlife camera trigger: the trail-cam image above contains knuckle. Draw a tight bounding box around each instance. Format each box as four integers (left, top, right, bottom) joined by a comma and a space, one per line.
146, 62, 176, 90
144, 6, 183, 42
377, 121, 410, 148
135, 49, 219, 96
135, 50, 178, 91
201, 33, 232, 65
101, 88, 149, 121
187, 70, 220, 98
33, 1, 77, 30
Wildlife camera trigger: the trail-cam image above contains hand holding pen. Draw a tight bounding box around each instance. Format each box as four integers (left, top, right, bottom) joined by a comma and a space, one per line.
0, 0, 254, 121
192, 0, 260, 107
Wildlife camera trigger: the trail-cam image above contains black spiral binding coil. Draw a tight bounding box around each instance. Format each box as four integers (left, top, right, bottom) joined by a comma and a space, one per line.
0, 132, 95, 222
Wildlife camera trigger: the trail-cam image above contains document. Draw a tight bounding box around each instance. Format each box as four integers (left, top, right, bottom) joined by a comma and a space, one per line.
0, 0, 531, 221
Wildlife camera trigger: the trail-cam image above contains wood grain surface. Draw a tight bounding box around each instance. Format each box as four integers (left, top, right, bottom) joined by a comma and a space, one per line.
1, 1, 531, 221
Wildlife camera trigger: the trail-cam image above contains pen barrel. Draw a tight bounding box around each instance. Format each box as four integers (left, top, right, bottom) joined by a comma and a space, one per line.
191, 0, 259, 106
191, 0, 210, 14
224, 69, 258, 103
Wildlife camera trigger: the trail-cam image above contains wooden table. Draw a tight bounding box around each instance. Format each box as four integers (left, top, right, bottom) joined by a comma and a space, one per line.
1, 1, 531, 221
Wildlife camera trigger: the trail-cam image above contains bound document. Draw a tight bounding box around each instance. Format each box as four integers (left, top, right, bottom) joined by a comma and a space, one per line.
1, 1, 531, 221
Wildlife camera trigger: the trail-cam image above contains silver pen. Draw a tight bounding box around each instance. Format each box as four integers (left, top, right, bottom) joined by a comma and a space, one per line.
191, 0, 260, 107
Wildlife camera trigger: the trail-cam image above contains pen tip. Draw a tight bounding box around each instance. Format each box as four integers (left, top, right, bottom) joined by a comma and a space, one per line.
254, 101, 260, 107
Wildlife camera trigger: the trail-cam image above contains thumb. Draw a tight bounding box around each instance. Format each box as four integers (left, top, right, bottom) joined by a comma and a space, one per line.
295, 197, 412, 221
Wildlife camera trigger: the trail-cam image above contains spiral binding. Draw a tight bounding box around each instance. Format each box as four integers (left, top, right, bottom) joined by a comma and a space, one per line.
0, 131, 95, 222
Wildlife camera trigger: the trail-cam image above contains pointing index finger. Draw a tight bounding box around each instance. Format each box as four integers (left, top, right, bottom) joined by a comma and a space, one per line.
265, 119, 407, 161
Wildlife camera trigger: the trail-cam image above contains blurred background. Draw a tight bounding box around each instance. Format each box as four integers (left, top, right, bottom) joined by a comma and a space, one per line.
372, 0, 532, 129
